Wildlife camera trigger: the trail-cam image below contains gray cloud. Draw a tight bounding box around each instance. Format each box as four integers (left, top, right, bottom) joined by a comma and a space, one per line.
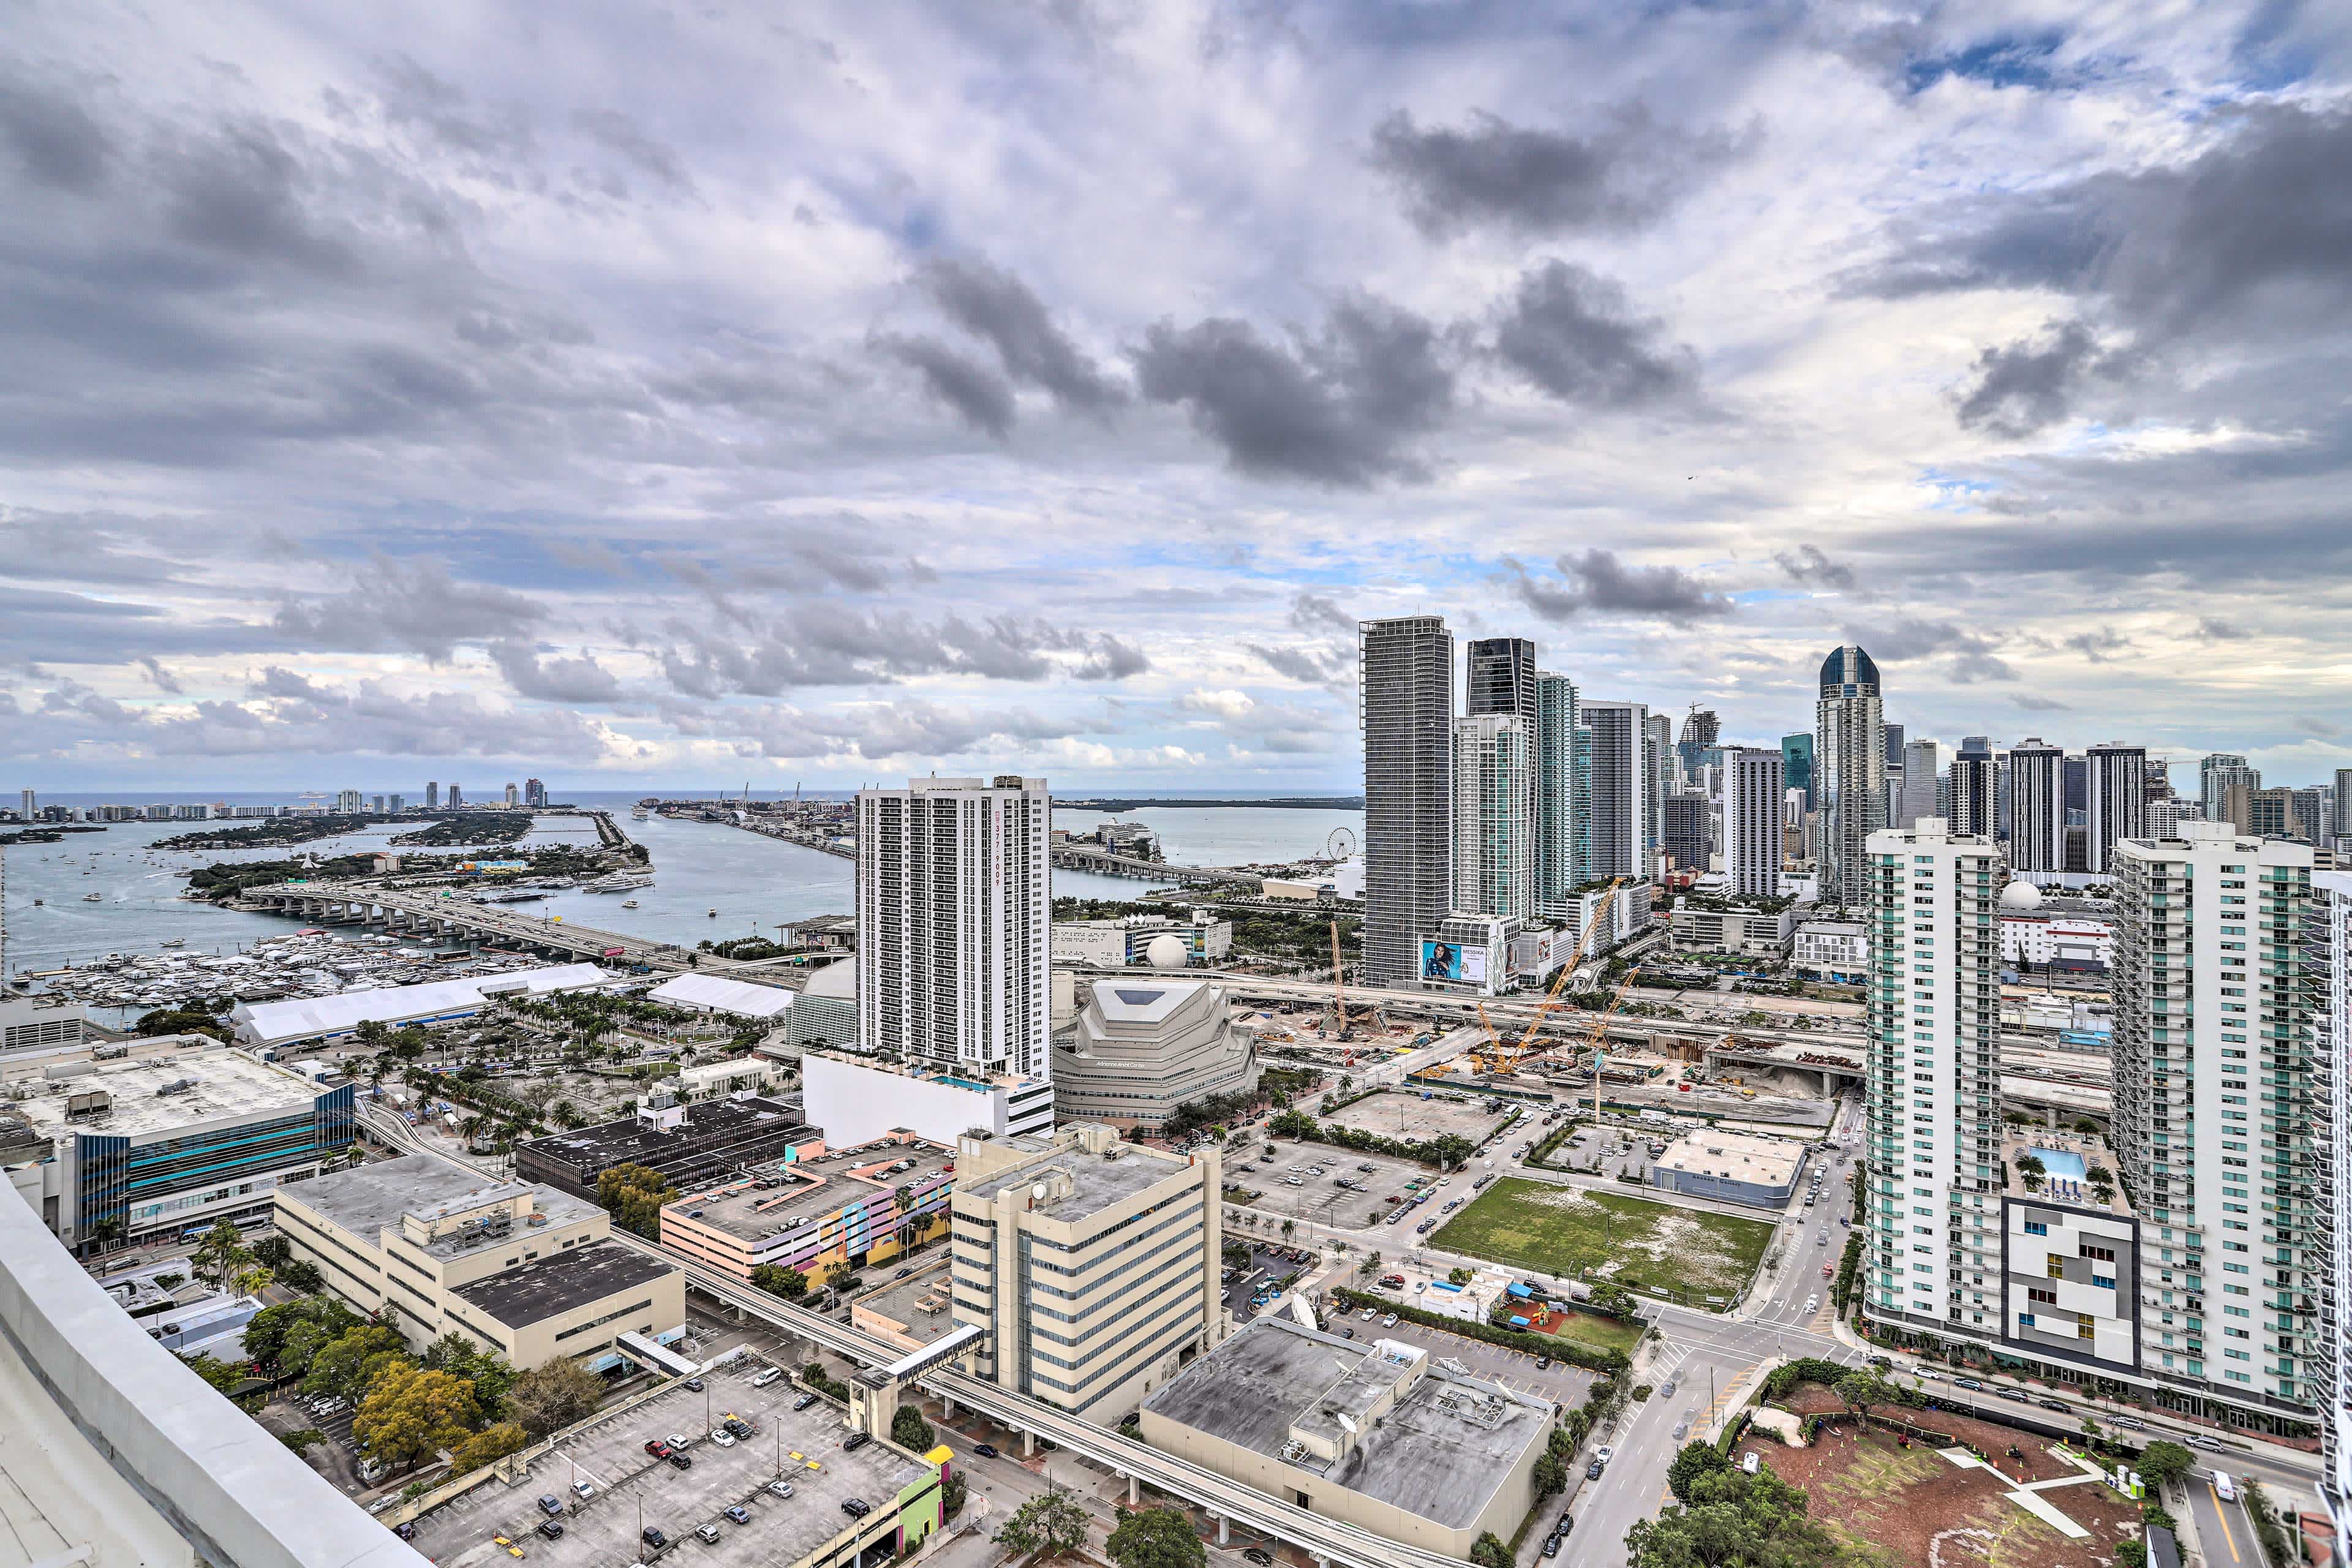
488, 639, 624, 703
1775, 545, 1858, 592
1506, 549, 1733, 623
1490, 260, 1696, 409
918, 258, 1125, 415
649, 605, 1145, 698
2013, 694, 2073, 711
2195, 617, 2251, 641
1850, 618, 2016, 683
1247, 644, 1347, 684
1954, 319, 2130, 437
571, 107, 695, 195
1287, 592, 1355, 634
1133, 296, 1454, 485
0, 69, 113, 191
2064, 626, 2132, 663
1072, 633, 1150, 681
873, 333, 1017, 438
1370, 106, 1741, 239
736, 699, 1084, 763
273, 557, 545, 662
135, 655, 184, 694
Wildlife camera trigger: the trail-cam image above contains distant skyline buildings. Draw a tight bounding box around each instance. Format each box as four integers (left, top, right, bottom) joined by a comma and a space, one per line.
2007, 738, 2066, 873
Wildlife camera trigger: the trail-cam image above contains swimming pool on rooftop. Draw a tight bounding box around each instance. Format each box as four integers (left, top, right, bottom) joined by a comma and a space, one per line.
2029, 1148, 2087, 1182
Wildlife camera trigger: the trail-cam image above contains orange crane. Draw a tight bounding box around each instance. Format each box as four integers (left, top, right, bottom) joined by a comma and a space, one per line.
1478, 878, 1622, 1076
1330, 918, 1348, 1039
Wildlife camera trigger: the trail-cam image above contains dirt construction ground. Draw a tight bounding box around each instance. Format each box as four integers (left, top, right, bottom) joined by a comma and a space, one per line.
1321, 1089, 1515, 1145
1743, 1387, 2146, 1568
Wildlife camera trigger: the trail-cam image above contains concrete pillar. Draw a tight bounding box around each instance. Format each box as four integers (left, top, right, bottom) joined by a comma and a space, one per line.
941, 1395, 954, 1420
1126, 1476, 1138, 1506
1023, 1429, 1036, 1457
1217, 1518, 1229, 1546
2045, 1104, 2059, 1129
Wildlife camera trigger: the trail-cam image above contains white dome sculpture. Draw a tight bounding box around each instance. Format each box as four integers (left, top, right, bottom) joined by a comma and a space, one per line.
1145, 933, 1191, 968
2000, 879, 2044, 910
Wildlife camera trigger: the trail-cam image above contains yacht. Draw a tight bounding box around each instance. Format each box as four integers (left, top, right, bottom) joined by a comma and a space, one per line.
583, 871, 654, 893
83, 892, 102, 902
620, 899, 639, 909
706, 907, 717, 917
159, 937, 186, 948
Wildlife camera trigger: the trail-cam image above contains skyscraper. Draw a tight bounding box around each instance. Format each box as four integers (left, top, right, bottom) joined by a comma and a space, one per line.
2007, 738, 2066, 873
1661, 793, 1711, 878
2111, 823, 2315, 1417
1722, 747, 1784, 897
1814, 644, 1885, 908
2311, 870, 2352, 1546
17, 789, 33, 821
2336, 767, 2352, 850
1860, 818, 2003, 1336
1452, 715, 1534, 919
1359, 617, 1455, 987
524, 777, 546, 807
1464, 638, 1537, 727
1533, 672, 1579, 916
426, 781, 439, 810
1781, 733, 1814, 812
1883, 722, 1907, 771
1644, 712, 1673, 873
503, 782, 519, 807
2201, 753, 2257, 823
335, 788, 363, 814
856, 774, 1052, 1084
1676, 708, 1721, 790
2291, 786, 2329, 845
1948, 736, 1996, 838
1579, 700, 1649, 881
1896, 738, 1941, 828
2085, 744, 2148, 873
449, 783, 463, 807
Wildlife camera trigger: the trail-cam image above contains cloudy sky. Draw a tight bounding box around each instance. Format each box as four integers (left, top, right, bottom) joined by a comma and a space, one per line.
6, 1, 2350, 793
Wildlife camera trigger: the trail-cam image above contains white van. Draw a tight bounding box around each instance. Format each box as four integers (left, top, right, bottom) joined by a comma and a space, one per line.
2212, 1472, 2238, 1502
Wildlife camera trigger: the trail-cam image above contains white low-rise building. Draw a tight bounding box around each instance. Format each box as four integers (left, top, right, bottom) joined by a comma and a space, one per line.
229, 963, 611, 1048
645, 972, 794, 1022
799, 1047, 1054, 1147
1792, 918, 1866, 980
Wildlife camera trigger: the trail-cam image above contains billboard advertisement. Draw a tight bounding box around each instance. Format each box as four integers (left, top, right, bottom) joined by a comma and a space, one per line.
1420, 940, 1488, 985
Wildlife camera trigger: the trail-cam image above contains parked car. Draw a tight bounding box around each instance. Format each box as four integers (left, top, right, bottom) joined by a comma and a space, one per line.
1243, 1550, 1275, 1566
794, 1392, 819, 1411
842, 1499, 872, 1518
666, 1433, 691, 1450
537, 1496, 564, 1517
667, 1453, 692, 1470
1586, 1458, 1605, 1481
571, 1480, 597, 1500
974, 1442, 999, 1458
843, 1432, 872, 1451
696, 1524, 722, 1544
769, 1480, 796, 1498
1594, 1447, 1612, 1466
644, 1439, 673, 1458
537, 1521, 565, 1540
642, 1527, 669, 1550
725, 1506, 752, 1525
752, 1368, 783, 1387
712, 1429, 737, 1446
1542, 1535, 1561, 1558
684, 1378, 703, 1392
1381, 1313, 1398, 1327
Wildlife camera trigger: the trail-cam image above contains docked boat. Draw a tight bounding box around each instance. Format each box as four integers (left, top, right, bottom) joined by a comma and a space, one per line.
582, 871, 654, 893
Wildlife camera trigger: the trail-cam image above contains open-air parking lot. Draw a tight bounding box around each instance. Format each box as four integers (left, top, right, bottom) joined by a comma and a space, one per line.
1229, 1139, 1458, 1233
1321, 1087, 1516, 1147
402, 1359, 929, 1568
1221, 1242, 1322, 1322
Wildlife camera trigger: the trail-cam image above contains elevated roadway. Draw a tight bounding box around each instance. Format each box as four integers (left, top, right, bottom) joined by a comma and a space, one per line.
238, 881, 733, 972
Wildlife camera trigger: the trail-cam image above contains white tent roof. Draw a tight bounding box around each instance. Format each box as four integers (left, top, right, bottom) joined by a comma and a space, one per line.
230, 963, 609, 1045
646, 972, 794, 1020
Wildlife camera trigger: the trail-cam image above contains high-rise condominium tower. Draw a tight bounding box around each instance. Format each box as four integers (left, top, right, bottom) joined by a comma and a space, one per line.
1896, 739, 1940, 829
425, 781, 439, 809
856, 775, 1052, 1083
1359, 617, 1454, 987
2311, 871, 2352, 1548
17, 789, 32, 820
1860, 820, 2003, 1335
1662, 793, 1712, 877
1645, 713, 1674, 872
1782, 733, 1815, 812
1676, 708, 1721, 788
2005, 739, 2064, 873
1579, 700, 1649, 881
1949, 737, 1997, 838
1814, 644, 1886, 908
1722, 747, 1784, 897
1464, 638, 1537, 727
1452, 715, 1534, 920
2201, 754, 2258, 823
1532, 673, 1578, 916
2112, 822, 2315, 1418
2086, 744, 2148, 874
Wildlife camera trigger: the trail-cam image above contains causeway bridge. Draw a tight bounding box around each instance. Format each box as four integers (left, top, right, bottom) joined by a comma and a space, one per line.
235, 882, 710, 970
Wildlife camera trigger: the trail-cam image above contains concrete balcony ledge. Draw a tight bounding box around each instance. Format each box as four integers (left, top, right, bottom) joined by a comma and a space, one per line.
0, 1191, 429, 1568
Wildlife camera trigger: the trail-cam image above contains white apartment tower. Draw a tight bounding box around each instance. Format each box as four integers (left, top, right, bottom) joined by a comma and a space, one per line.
857, 775, 1052, 1082
2008, 739, 2067, 874
1452, 715, 1535, 921
2111, 822, 2316, 1420
2086, 744, 2149, 875
2312, 872, 2351, 1549
1721, 747, 1785, 898
1815, 645, 1886, 908
1861, 820, 2005, 1336
1579, 700, 1649, 881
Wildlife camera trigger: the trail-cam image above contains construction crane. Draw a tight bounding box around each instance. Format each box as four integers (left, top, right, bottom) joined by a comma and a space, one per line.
1580, 967, 1643, 1120
1473, 878, 1622, 1076
1329, 917, 1349, 1041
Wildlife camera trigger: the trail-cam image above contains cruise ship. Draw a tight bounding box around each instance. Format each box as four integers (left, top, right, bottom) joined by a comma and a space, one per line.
583, 871, 654, 893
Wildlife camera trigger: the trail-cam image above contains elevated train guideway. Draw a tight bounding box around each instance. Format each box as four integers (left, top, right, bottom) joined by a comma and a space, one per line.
606, 1233, 1463, 1568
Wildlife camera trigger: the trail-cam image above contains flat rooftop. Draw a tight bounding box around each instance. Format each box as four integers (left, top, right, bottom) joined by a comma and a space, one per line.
1655, 1127, 1806, 1186
668, 1140, 955, 1242
848, 1264, 960, 1348
450, 1242, 676, 1328
2002, 1129, 2132, 1215
284, 1153, 602, 1260
401, 1359, 932, 1568
959, 1139, 1191, 1223
3, 1046, 321, 1137
1142, 1317, 1550, 1530
519, 1096, 814, 1173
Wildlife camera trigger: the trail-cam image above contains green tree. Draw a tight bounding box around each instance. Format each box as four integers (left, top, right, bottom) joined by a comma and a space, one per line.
507, 1357, 605, 1438
353, 1363, 481, 1472
892, 1406, 937, 1452
304, 1325, 409, 1403
1630, 1460, 1840, 1568
1449, 1267, 1474, 1286
423, 1334, 516, 1411
752, 1263, 810, 1300
243, 1296, 361, 1374
2136, 1441, 2195, 1491
942, 1469, 969, 1518
190, 1221, 255, 1294
993, 1487, 1091, 1562
448, 1420, 530, 1474
1833, 1369, 1899, 1428
178, 1351, 247, 1392
594, 1161, 677, 1238
281, 1428, 326, 1456
1106, 1506, 1205, 1568
277, 1258, 325, 1294
1469, 1533, 1514, 1568
1667, 1439, 1730, 1504
1533, 1450, 1569, 1498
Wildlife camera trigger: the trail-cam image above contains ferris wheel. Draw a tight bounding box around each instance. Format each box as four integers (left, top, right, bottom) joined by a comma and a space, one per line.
1325, 826, 1358, 861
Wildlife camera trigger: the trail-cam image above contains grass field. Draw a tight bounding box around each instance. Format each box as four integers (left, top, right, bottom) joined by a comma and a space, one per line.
1431, 1178, 1776, 1302
1538, 1306, 1646, 1355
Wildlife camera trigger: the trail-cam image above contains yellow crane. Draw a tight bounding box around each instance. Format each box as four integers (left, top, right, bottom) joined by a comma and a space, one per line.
1476, 879, 1622, 1076
1580, 967, 1643, 1118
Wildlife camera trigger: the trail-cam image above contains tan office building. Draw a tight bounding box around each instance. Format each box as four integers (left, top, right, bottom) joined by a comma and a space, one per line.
949, 1123, 1224, 1419
275, 1153, 682, 1371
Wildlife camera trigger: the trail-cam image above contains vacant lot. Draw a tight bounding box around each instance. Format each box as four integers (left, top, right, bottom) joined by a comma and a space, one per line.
1430, 1178, 1774, 1301
1322, 1089, 1515, 1147
1743, 1414, 2142, 1568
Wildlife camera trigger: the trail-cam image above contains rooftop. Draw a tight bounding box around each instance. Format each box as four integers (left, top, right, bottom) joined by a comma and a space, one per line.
284, 1153, 602, 1259
230, 963, 610, 1044
400, 1360, 931, 1568
1140, 1317, 1551, 1529
1654, 1127, 1806, 1186
848, 1262, 961, 1349
519, 1096, 816, 1175
3, 1046, 323, 1138
1088, 978, 1212, 1027
666, 1138, 956, 1242
957, 1136, 1196, 1223
449, 1242, 676, 1328
646, 973, 794, 1020
2002, 1128, 2131, 1215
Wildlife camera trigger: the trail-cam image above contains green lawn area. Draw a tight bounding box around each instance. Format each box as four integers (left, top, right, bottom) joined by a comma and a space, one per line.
1540, 1306, 1646, 1356
1431, 1177, 1776, 1305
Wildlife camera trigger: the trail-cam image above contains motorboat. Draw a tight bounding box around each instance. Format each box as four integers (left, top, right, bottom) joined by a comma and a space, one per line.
706, 908, 717, 917
83, 892, 103, 902
621, 899, 639, 909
